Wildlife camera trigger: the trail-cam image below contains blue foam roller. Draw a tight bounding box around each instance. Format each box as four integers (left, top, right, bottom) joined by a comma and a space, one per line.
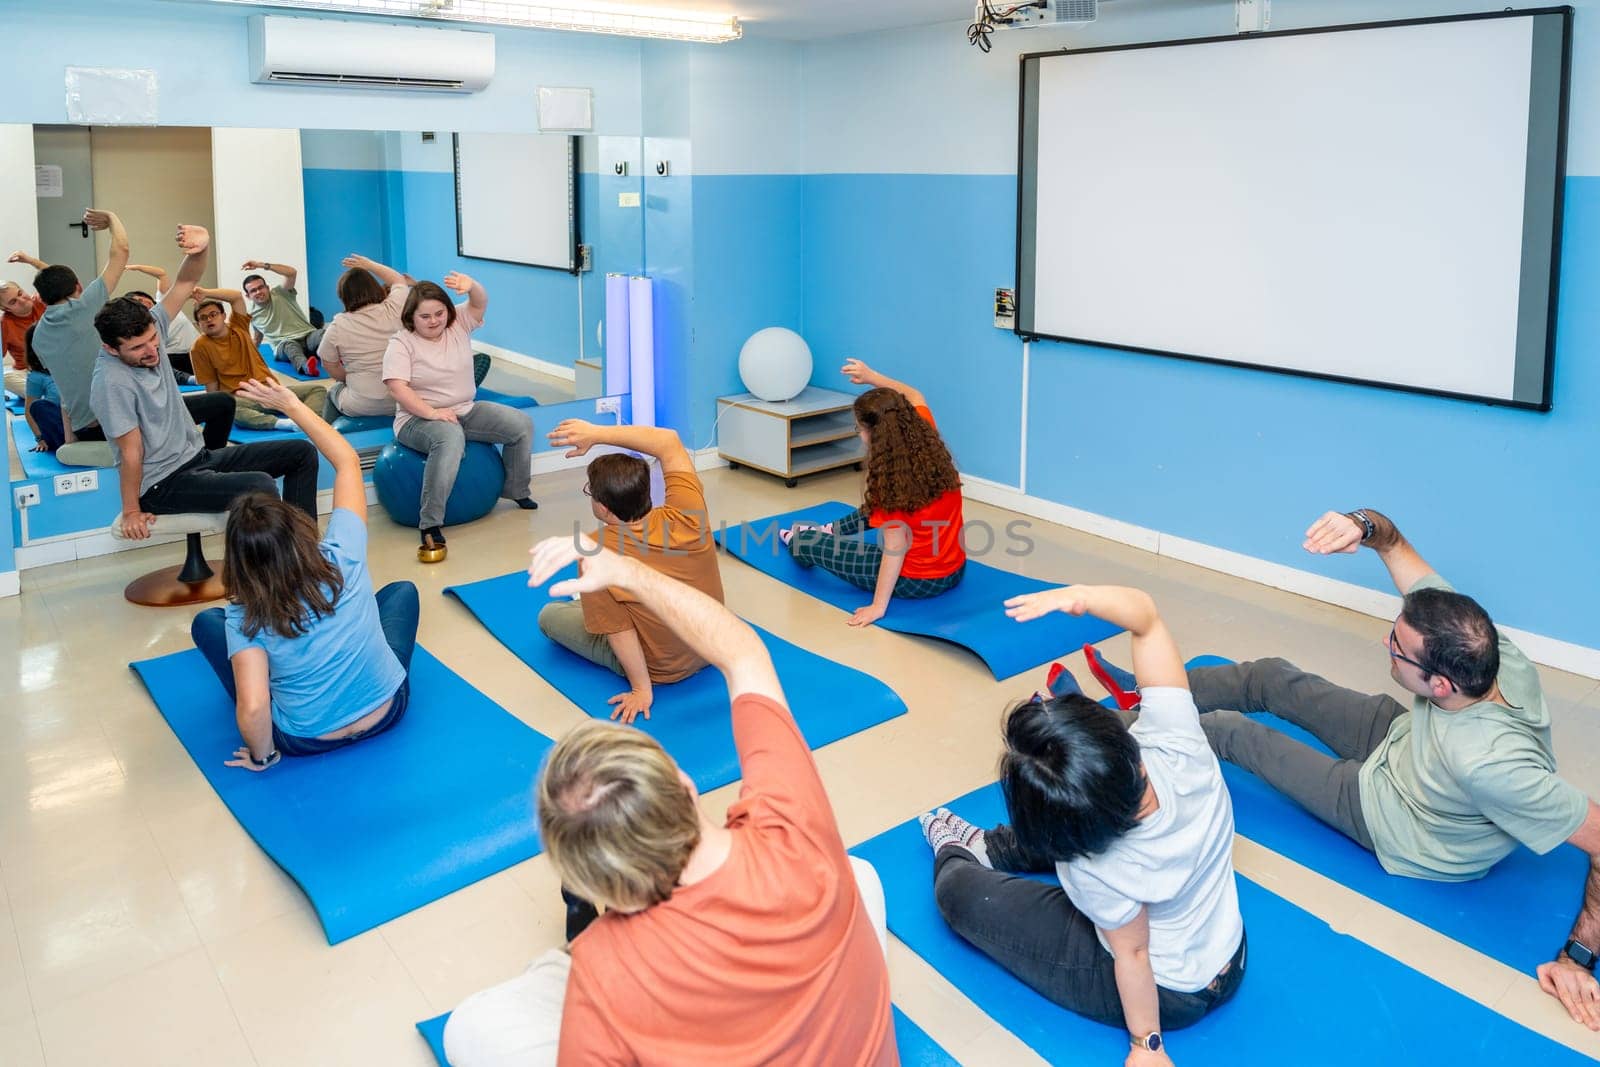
374, 439, 504, 528
416, 1003, 952, 1065
443, 568, 908, 793
131, 646, 554, 944
717, 501, 1123, 680
852, 782, 1594, 1065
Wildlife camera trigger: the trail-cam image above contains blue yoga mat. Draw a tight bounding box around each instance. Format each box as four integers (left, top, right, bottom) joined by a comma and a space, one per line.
1168, 656, 1593, 977
132, 646, 554, 944
716, 501, 1123, 680
415, 1005, 954, 1066
444, 569, 908, 793
474, 385, 539, 409
853, 783, 1592, 1065
8, 415, 72, 479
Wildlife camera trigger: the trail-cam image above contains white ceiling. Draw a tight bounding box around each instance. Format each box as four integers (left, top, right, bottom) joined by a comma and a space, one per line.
620, 1, 981, 41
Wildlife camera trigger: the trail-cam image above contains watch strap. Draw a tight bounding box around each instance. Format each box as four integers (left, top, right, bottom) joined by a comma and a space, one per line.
1564, 939, 1598, 971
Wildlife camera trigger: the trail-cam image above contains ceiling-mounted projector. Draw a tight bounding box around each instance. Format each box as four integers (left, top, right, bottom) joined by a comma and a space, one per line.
983, 0, 1108, 30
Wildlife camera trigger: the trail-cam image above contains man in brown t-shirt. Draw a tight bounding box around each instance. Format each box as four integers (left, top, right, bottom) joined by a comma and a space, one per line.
190, 288, 327, 430
539, 419, 725, 722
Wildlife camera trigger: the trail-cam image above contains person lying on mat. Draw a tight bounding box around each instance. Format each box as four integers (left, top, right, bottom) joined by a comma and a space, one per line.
189, 287, 329, 430
190, 376, 419, 770
538, 418, 726, 723
784, 358, 965, 627
320, 253, 407, 420
441, 534, 895, 1066
1085, 507, 1600, 1030
240, 259, 323, 375
382, 273, 537, 563
922, 585, 1246, 1066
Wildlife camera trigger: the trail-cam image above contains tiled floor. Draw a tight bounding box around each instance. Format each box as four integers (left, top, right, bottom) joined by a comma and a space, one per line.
3, 462, 1598, 1065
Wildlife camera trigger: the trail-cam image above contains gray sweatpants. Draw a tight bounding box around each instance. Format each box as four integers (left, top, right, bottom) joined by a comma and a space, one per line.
1183, 658, 1405, 850
393, 401, 533, 530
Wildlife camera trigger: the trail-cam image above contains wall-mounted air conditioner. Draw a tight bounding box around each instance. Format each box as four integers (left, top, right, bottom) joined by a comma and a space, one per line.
247, 15, 495, 93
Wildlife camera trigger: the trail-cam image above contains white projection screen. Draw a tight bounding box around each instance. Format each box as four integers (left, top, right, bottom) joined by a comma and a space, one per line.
1016, 9, 1571, 409
454, 132, 577, 272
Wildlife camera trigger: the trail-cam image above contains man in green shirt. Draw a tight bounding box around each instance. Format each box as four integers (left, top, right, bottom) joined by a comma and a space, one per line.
240, 259, 322, 376
1111, 508, 1599, 1030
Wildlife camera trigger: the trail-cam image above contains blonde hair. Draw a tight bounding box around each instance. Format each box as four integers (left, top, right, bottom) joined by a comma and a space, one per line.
537, 721, 700, 912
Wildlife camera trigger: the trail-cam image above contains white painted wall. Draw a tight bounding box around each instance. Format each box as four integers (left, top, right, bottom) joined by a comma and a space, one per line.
211, 128, 311, 301
0, 125, 41, 290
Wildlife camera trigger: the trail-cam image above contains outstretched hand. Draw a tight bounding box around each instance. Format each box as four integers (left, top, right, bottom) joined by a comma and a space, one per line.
175, 225, 210, 255
841, 358, 876, 386
529, 534, 628, 597
341, 253, 374, 269
236, 377, 298, 414
1303, 511, 1363, 555
1538, 958, 1600, 1031
8, 250, 36, 264
1004, 586, 1089, 623
443, 271, 476, 295
547, 418, 599, 458
608, 689, 653, 724
223, 747, 274, 773
82, 209, 116, 232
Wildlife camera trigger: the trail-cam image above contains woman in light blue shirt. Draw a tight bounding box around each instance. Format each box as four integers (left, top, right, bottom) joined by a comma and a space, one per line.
190, 376, 417, 770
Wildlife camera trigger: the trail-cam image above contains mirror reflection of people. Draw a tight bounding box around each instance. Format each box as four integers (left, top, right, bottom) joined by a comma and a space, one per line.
189, 376, 418, 772
320, 253, 407, 420
923, 585, 1248, 1067
21, 325, 63, 452
2, 250, 48, 397
89, 223, 318, 542
784, 359, 966, 627
382, 273, 536, 563
125, 262, 201, 382
240, 259, 324, 375
189, 286, 328, 430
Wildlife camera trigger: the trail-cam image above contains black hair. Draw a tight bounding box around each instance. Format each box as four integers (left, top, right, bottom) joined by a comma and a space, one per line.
1401, 587, 1500, 698
125, 290, 155, 305
34, 265, 79, 306
93, 297, 157, 349
999, 694, 1145, 861
242, 273, 267, 292
23, 324, 47, 375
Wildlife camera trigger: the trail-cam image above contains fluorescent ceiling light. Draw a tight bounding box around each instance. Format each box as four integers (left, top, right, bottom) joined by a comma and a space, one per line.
186, 0, 742, 43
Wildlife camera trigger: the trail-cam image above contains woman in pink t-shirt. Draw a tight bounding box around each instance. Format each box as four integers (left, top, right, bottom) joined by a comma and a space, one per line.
381, 274, 537, 563
322, 253, 407, 419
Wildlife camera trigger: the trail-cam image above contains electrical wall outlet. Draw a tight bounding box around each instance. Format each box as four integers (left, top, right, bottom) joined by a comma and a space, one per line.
74, 470, 98, 492
994, 287, 1016, 329
595, 396, 622, 416
577, 244, 593, 272
13, 484, 40, 508
53, 473, 78, 496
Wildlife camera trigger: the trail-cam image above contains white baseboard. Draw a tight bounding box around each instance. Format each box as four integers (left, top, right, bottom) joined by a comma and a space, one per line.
474, 341, 578, 384
0, 570, 18, 598
961, 475, 1600, 681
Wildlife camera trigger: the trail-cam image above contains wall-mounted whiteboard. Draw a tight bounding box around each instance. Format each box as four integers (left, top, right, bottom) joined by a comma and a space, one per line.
1016, 9, 1571, 410
454, 132, 576, 272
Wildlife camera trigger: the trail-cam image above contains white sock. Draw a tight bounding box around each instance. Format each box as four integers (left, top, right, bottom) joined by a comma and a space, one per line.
918, 810, 991, 868
274, 418, 296, 431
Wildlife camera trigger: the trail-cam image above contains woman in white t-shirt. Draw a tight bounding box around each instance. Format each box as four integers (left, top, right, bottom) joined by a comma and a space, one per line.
382, 273, 537, 563
920, 585, 1247, 1067
323, 253, 407, 419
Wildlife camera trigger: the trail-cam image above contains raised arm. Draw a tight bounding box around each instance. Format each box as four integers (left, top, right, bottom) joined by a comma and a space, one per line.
158, 226, 210, 321
842, 357, 926, 408
443, 270, 486, 316
1540, 803, 1600, 1031
547, 418, 693, 475
1005, 585, 1187, 690
341, 253, 404, 288
193, 286, 248, 318
126, 263, 171, 295
84, 209, 130, 293
529, 535, 783, 704
242, 259, 298, 291
236, 377, 364, 518
1303, 508, 1434, 595
7, 251, 47, 271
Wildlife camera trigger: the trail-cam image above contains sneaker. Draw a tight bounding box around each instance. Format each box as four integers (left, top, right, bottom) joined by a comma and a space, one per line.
305, 356, 320, 377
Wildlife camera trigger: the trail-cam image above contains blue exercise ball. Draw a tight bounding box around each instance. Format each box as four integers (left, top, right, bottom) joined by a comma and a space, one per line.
373, 440, 504, 528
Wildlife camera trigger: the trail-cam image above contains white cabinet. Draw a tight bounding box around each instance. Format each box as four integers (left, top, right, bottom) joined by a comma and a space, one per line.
716, 387, 865, 487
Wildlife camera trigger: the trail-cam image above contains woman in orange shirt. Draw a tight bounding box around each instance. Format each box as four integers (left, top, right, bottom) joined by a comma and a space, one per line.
784, 359, 966, 627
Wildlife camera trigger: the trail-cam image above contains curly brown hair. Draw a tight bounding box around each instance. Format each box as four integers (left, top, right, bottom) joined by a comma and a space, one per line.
223, 492, 345, 638
854, 387, 960, 514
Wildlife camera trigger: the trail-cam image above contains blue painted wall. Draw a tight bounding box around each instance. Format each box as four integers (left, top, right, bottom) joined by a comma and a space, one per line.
302, 168, 396, 315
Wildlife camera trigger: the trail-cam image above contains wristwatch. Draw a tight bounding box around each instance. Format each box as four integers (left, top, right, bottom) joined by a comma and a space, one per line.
1348, 509, 1376, 543
1130, 1031, 1163, 1052
1563, 938, 1598, 971
250, 749, 282, 769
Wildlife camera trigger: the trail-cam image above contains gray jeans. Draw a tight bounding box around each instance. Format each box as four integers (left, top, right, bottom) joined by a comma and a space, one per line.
275, 328, 324, 374
393, 401, 533, 530
537, 600, 625, 675
1184, 658, 1402, 850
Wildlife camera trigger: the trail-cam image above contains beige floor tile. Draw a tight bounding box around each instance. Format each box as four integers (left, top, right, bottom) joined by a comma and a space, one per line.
210, 913, 431, 1067
34, 948, 256, 1067
0, 879, 32, 1027
0, 1014, 45, 1067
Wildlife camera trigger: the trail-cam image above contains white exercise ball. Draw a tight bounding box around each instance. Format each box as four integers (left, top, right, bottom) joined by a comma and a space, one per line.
739, 327, 813, 402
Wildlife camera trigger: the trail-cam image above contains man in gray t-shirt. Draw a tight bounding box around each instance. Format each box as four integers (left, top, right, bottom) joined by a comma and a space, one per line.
90, 225, 319, 541
30, 209, 128, 437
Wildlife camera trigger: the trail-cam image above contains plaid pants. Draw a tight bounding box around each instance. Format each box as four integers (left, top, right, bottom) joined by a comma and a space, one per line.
789, 506, 965, 598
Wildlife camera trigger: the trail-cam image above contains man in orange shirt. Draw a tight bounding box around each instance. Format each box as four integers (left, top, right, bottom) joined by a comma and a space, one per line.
2, 252, 48, 396
537, 419, 725, 723
443, 535, 896, 1067
189, 288, 327, 430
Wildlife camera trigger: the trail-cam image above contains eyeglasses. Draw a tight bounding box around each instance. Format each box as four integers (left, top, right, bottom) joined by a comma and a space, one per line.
1388, 626, 1456, 691
581, 484, 592, 497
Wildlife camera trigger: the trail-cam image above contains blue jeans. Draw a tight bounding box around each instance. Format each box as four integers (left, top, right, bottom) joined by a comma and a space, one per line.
190, 580, 420, 757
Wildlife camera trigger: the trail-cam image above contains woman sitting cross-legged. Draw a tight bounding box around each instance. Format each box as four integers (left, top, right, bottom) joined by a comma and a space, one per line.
190, 376, 419, 770
382, 272, 536, 562
922, 585, 1247, 1065
320, 252, 407, 420
784, 358, 965, 627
